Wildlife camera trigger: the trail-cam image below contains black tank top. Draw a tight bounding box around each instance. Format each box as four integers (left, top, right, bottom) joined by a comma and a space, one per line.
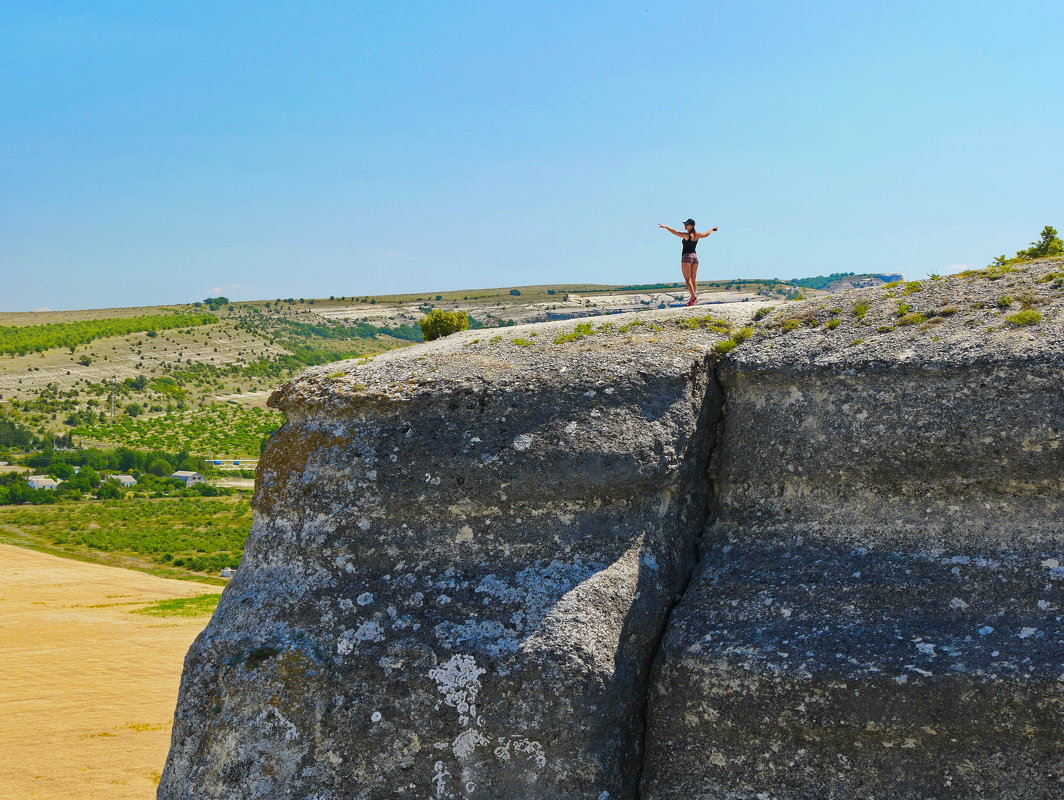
682, 233, 698, 254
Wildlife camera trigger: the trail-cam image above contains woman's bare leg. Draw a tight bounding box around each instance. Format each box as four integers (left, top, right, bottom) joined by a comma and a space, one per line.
682, 262, 698, 301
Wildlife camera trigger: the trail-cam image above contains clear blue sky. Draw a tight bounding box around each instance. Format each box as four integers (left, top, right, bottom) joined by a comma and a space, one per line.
3, 1, 1062, 311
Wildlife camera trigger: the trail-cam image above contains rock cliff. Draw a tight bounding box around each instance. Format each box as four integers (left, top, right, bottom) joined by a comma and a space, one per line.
162, 260, 1063, 799
643, 260, 1064, 800
159, 313, 734, 800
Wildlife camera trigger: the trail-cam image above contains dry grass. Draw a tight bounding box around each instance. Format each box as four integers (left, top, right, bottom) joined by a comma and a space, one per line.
0, 544, 215, 799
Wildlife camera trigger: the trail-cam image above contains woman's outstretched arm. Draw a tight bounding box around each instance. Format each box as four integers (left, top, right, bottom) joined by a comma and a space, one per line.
658, 224, 685, 238
698, 226, 719, 239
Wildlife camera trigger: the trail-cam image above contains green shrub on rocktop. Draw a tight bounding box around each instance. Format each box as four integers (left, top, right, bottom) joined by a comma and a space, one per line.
418, 309, 470, 341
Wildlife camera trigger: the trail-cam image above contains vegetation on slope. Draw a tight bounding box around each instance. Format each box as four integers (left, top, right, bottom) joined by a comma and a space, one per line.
73, 403, 281, 456
0, 416, 40, 449
0, 312, 218, 356
992, 225, 1063, 266
0, 496, 251, 577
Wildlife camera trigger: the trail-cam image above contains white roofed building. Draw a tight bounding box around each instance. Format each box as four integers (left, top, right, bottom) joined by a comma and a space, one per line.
26, 475, 59, 490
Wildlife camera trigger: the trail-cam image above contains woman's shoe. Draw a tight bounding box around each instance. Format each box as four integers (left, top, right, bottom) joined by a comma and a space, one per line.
686, 296, 697, 306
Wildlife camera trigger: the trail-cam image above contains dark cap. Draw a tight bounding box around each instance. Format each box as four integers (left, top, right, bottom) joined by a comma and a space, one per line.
683, 218, 696, 226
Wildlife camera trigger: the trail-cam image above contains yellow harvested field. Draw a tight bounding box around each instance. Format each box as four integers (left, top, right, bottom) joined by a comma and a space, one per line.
0, 544, 215, 799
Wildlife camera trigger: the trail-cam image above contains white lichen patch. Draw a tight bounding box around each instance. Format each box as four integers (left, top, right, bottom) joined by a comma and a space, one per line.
451, 728, 490, 758
429, 654, 485, 725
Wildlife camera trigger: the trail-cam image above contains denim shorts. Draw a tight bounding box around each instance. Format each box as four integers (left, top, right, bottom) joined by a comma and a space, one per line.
681, 252, 699, 264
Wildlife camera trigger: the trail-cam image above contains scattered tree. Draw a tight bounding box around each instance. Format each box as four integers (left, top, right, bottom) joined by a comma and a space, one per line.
148, 458, 174, 477
96, 481, 123, 500
994, 225, 1063, 265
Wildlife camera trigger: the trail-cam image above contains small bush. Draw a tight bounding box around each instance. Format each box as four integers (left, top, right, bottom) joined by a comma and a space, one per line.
752, 306, 775, 321
554, 322, 595, 344
1016, 293, 1040, 308
681, 315, 731, 333
984, 264, 1015, 279
852, 302, 870, 320
825, 318, 841, 330
1006, 309, 1042, 326
996, 294, 1014, 308
898, 313, 927, 326
418, 309, 469, 341
782, 319, 801, 332
714, 326, 754, 355
902, 281, 924, 295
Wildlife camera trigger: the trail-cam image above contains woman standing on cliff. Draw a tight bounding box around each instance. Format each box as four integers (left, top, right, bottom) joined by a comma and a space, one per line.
658, 219, 718, 306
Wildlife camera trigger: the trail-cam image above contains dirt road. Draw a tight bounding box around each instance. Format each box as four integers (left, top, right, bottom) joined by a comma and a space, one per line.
0, 544, 215, 799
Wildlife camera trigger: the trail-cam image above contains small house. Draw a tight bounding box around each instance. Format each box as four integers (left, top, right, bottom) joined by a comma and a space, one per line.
26, 475, 59, 490
112, 475, 138, 488
171, 470, 205, 486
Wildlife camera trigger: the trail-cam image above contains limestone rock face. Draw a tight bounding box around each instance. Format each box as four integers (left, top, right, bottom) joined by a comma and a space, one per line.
158, 315, 730, 800
162, 260, 1064, 800
641, 262, 1064, 799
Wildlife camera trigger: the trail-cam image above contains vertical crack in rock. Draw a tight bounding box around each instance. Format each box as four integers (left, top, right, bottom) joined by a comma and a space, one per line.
640, 348, 1064, 799
632, 359, 726, 800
